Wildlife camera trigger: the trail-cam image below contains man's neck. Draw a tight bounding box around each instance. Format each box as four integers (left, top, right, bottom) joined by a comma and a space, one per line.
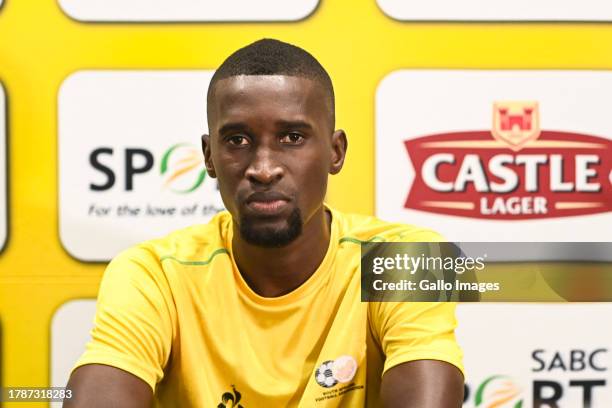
232, 207, 332, 298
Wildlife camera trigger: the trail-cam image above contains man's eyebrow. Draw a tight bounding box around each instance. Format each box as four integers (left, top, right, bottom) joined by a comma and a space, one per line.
217, 120, 313, 135
218, 122, 248, 135
275, 120, 314, 130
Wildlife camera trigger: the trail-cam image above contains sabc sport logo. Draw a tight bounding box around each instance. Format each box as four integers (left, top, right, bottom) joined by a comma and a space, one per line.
465, 375, 524, 408
89, 143, 210, 193
404, 101, 612, 219
160, 143, 207, 193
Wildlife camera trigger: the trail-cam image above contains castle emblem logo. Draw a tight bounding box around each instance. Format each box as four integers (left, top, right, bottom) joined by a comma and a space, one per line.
492, 101, 541, 152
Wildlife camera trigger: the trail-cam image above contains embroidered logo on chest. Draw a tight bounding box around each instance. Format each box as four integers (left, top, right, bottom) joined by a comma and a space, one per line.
314, 355, 358, 388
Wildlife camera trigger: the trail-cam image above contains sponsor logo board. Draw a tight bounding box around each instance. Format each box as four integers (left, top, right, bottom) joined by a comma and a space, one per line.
376, 70, 612, 243
50, 299, 96, 408
0, 83, 6, 252
457, 304, 612, 407
377, 0, 612, 21
58, 0, 318, 22
59, 71, 224, 261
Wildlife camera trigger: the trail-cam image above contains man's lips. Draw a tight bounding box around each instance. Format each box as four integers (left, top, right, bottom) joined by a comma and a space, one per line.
248, 200, 288, 214
245, 192, 291, 215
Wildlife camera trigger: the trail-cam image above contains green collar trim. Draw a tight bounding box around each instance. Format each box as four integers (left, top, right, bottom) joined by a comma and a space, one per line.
160, 235, 386, 265
160, 248, 229, 266
338, 236, 386, 245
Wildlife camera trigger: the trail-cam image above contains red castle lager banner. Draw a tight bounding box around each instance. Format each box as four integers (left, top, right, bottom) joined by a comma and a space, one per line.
404, 101, 612, 220
376, 70, 612, 244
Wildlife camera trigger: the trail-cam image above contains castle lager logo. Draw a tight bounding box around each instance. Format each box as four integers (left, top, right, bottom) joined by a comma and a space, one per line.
491, 101, 540, 151
404, 101, 612, 220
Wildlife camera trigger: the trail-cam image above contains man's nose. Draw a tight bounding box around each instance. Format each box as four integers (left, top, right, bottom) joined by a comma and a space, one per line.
245, 147, 284, 185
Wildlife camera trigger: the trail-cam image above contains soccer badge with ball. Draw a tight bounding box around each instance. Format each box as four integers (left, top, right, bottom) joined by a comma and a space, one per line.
314, 355, 358, 388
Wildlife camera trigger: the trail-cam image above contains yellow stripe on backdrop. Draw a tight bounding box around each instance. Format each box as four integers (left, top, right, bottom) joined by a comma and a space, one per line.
1, 0, 612, 406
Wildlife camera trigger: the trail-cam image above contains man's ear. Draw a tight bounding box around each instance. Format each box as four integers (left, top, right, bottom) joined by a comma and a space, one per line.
329, 129, 348, 175
201, 134, 217, 178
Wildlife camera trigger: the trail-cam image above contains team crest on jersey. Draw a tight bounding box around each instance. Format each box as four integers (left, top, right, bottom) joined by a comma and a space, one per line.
314, 355, 358, 388
217, 385, 244, 408
492, 101, 541, 151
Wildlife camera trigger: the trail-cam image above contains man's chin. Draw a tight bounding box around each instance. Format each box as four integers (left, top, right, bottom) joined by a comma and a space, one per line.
239, 208, 303, 248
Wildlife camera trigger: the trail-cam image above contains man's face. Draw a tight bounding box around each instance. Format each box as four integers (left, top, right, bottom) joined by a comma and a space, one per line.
203, 75, 346, 247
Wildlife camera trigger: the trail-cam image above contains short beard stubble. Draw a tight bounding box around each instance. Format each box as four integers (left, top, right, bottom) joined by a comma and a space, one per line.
239, 207, 303, 248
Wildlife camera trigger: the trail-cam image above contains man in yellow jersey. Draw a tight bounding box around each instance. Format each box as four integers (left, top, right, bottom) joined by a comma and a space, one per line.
65, 39, 464, 407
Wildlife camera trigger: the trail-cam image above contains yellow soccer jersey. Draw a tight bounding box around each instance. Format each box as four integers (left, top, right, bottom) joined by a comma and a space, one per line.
73, 206, 463, 407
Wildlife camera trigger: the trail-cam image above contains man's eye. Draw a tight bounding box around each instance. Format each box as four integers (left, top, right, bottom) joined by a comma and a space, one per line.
280, 133, 305, 144
227, 135, 249, 146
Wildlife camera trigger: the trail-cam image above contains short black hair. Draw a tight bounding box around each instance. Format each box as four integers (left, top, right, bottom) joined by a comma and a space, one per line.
207, 38, 335, 126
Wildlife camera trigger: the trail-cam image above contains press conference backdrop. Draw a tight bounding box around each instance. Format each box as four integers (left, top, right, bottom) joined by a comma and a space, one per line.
0, 0, 611, 407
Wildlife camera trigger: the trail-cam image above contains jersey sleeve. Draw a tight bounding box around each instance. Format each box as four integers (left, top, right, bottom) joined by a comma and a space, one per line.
72, 246, 176, 392
367, 227, 464, 377
368, 301, 464, 376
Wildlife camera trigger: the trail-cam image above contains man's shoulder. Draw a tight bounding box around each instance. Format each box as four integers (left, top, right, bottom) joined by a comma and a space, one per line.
114, 211, 232, 267
332, 208, 444, 244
